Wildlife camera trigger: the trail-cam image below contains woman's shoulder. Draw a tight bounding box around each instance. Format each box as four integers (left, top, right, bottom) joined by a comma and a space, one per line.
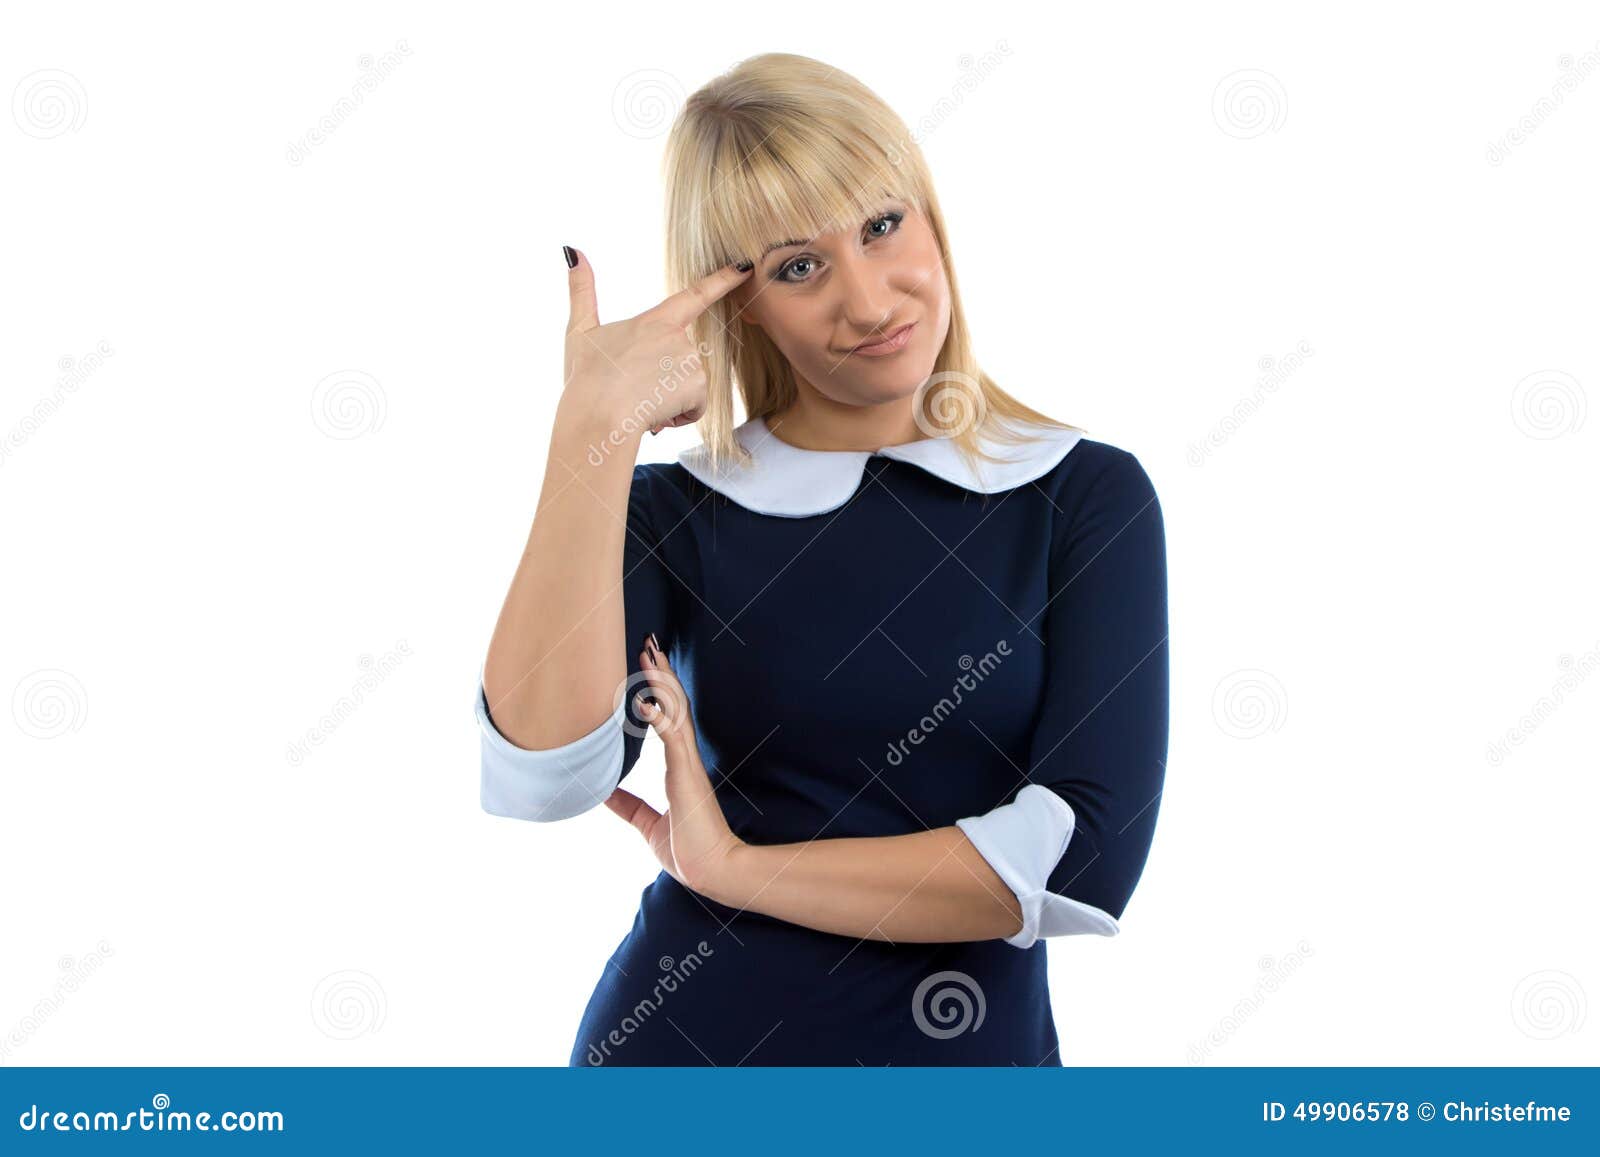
1025, 424, 1158, 508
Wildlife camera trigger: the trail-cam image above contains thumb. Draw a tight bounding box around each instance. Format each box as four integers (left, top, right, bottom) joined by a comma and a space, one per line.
565, 245, 599, 334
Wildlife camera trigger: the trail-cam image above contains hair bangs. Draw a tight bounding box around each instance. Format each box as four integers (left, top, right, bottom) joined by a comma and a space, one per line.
691, 117, 926, 277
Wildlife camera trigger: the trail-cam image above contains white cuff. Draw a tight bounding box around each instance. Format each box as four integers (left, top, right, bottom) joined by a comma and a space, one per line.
956, 783, 1120, 948
475, 669, 625, 822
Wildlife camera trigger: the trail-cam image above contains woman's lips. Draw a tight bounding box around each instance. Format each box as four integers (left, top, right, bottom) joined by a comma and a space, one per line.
845, 321, 917, 357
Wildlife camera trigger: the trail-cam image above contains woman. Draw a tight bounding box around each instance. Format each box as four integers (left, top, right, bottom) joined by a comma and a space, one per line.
477, 53, 1169, 1066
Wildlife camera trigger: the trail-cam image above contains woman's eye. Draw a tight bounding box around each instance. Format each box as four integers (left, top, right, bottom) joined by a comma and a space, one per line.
866, 211, 904, 239
775, 212, 904, 283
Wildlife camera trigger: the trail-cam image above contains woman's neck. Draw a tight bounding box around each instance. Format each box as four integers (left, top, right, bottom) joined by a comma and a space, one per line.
765, 392, 926, 452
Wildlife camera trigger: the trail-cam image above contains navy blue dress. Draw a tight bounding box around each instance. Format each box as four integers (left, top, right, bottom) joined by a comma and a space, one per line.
533, 421, 1171, 1067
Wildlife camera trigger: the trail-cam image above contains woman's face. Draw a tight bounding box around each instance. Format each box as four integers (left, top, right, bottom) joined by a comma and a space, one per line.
731, 200, 951, 406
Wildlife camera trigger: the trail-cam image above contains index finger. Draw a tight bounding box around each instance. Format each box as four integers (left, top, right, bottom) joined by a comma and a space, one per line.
645, 262, 754, 329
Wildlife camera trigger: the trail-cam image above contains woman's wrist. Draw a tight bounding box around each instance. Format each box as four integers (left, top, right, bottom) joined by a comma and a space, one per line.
554, 390, 642, 447
698, 838, 757, 909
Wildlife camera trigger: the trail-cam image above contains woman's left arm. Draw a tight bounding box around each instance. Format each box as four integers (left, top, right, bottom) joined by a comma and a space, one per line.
717, 825, 1026, 943
607, 637, 1025, 942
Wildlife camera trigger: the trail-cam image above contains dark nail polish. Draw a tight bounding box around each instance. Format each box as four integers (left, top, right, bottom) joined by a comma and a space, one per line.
563, 245, 578, 269
648, 632, 661, 657
734, 260, 753, 273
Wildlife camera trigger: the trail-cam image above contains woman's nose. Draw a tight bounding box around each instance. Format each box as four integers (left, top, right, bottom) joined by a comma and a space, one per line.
831, 251, 897, 331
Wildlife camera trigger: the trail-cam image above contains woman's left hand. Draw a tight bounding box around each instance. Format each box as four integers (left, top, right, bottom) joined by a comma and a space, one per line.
603, 636, 745, 901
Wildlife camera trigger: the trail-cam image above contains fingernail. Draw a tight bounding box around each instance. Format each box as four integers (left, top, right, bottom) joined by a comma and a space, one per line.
648, 632, 661, 657
734, 260, 753, 273
563, 245, 578, 269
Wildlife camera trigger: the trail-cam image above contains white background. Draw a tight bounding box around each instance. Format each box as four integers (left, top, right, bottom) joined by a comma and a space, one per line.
2, 1, 1596, 1067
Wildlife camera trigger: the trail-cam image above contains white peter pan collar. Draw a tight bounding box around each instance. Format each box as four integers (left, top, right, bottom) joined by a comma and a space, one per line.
677, 414, 1084, 518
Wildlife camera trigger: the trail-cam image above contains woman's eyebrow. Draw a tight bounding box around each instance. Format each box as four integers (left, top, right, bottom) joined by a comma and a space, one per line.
759, 202, 906, 258
761, 236, 808, 257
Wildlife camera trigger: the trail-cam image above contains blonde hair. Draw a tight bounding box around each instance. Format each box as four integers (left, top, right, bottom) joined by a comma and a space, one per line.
661, 52, 1084, 475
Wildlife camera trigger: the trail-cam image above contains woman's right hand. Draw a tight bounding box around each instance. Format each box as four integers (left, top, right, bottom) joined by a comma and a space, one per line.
561, 248, 753, 438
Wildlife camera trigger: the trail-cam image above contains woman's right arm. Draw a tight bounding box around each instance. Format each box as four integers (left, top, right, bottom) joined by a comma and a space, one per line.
481, 394, 641, 752
476, 249, 751, 821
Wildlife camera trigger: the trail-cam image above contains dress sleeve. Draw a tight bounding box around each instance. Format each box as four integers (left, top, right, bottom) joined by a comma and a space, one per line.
955, 449, 1170, 948
475, 464, 684, 822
